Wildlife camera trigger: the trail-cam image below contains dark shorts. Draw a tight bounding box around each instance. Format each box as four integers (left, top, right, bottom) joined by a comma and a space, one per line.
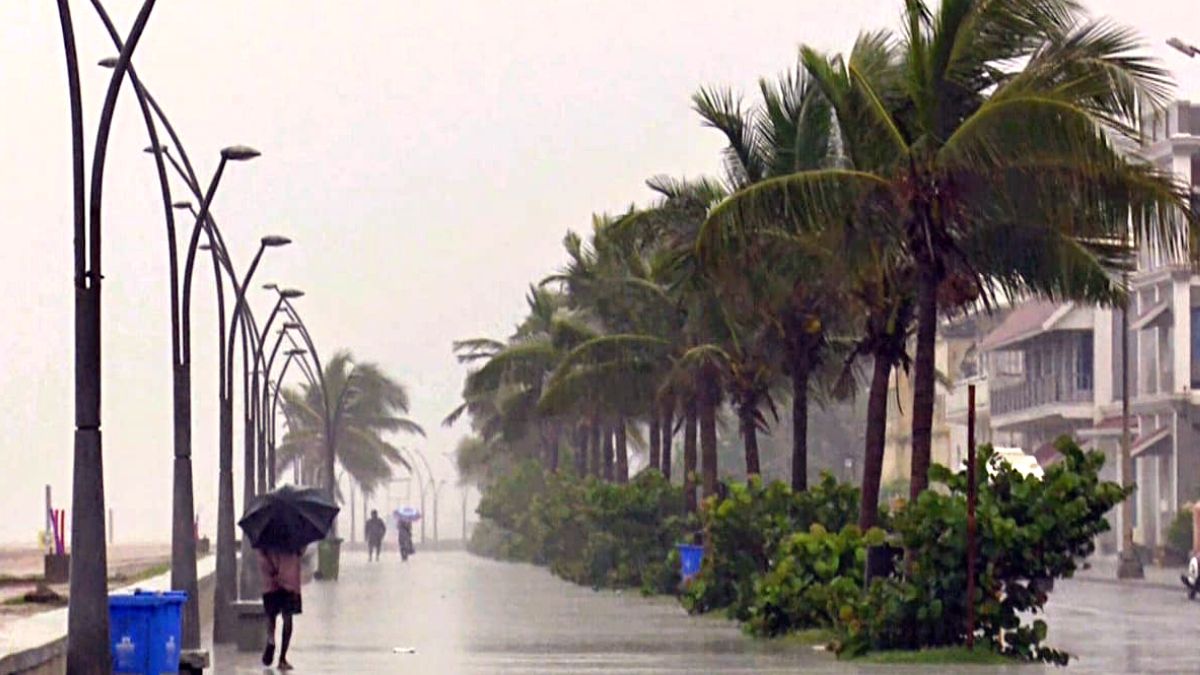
262, 590, 302, 617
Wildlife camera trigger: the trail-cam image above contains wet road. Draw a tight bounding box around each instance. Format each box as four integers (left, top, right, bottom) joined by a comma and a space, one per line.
210, 551, 1198, 674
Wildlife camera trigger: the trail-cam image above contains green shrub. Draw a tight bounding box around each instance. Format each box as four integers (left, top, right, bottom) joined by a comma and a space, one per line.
681, 473, 859, 621
745, 524, 884, 637
1166, 508, 1193, 562
832, 438, 1130, 665
472, 464, 688, 591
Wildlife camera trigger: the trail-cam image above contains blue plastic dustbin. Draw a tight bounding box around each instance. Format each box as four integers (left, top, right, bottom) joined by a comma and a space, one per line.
109, 590, 187, 674
676, 543, 704, 582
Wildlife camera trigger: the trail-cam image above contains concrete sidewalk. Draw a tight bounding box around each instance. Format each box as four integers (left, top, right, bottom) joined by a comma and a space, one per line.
1073, 554, 1185, 592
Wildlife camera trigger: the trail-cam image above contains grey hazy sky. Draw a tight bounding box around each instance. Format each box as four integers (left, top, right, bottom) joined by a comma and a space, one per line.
1, 1, 1196, 544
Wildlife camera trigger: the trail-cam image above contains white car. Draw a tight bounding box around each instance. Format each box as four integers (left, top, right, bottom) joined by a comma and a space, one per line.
956, 446, 1044, 480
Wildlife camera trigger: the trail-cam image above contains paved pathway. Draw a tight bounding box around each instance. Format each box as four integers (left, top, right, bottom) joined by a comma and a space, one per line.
208, 551, 1200, 674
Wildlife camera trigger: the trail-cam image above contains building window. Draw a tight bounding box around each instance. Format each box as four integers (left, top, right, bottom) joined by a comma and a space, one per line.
1191, 306, 1200, 388
1076, 333, 1094, 391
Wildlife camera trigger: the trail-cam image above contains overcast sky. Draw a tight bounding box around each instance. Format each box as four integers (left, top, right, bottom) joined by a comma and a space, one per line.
0, 1, 1196, 545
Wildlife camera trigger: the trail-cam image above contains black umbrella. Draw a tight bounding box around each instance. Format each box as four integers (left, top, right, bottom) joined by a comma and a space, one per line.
238, 485, 340, 552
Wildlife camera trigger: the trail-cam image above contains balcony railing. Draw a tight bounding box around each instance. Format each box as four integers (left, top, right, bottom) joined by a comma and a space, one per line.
991, 373, 1093, 417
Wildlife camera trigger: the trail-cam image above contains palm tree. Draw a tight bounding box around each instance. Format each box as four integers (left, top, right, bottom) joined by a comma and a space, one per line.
448, 286, 603, 478
692, 62, 837, 491
276, 351, 425, 500
704, 2, 1194, 501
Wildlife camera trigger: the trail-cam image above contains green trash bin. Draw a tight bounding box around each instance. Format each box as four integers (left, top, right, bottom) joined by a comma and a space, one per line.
316, 538, 342, 581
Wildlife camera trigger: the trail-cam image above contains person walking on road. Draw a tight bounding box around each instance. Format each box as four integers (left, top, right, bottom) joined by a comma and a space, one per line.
397, 518, 415, 561
365, 509, 387, 561
258, 547, 304, 670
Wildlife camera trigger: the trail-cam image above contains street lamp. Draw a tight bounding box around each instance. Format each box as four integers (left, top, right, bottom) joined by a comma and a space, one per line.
58, 0, 158, 668
100, 14, 269, 642
256, 290, 306, 492
268, 347, 308, 484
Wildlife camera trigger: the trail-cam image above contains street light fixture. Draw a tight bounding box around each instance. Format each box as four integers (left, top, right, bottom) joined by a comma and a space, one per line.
222, 145, 262, 161
1168, 37, 1199, 58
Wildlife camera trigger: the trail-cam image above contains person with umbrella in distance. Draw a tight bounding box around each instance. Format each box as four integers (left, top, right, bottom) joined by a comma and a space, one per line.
393, 506, 419, 561
240, 485, 340, 670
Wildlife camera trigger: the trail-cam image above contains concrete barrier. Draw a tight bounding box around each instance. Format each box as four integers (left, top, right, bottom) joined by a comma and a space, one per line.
0, 556, 216, 675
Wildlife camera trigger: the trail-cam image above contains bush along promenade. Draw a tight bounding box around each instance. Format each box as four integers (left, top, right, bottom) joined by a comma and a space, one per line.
448, 0, 1177, 666
468, 437, 1128, 665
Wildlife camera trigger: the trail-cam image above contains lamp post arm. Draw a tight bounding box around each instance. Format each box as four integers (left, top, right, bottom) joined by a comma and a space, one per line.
259, 296, 287, 368
223, 244, 266, 391
87, 0, 158, 282
282, 302, 328, 404
181, 158, 228, 352
90, 0, 180, 366
56, 0, 85, 287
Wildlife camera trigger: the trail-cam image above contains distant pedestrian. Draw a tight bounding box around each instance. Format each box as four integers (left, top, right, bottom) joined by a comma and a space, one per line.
397, 519, 415, 561
257, 547, 303, 671
365, 509, 387, 561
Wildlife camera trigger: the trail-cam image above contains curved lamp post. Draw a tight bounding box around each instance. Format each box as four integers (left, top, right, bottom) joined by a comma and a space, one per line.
275, 300, 334, 500
56, 1, 158, 668
399, 447, 436, 544
268, 346, 308, 486
256, 288, 305, 493
94, 49, 260, 646
259, 312, 305, 490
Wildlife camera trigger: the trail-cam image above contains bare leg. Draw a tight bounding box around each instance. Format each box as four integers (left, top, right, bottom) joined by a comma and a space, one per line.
262, 614, 277, 666
277, 612, 294, 669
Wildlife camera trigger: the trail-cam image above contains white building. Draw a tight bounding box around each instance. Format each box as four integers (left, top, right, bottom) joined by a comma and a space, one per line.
948, 100, 1200, 553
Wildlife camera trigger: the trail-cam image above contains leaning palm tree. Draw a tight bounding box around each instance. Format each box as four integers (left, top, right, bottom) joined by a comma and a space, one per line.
704, 1, 1195, 501
693, 61, 839, 491
276, 351, 425, 503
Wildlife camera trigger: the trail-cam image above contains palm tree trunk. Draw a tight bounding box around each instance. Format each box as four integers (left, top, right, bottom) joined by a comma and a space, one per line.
741, 404, 761, 480
684, 399, 698, 513
860, 355, 892, 530
791, 354, 811, 491
573, 427, 587, 476
615, 422, 629, 483
661, 401, 674, 482
546, 424, 560, 473
649, 414, 661, 472
698, 367, 719, 502
910, 265, 938, 501
603, 425, 615, 481
591, 423, 603, 478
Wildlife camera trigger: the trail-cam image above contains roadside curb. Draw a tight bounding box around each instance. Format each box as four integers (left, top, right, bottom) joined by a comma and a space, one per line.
1071, 574, 1178, 592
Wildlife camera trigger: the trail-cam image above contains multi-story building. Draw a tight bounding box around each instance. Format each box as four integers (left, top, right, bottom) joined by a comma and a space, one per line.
946, 100, 1200, 552
881, 311, 1008, 491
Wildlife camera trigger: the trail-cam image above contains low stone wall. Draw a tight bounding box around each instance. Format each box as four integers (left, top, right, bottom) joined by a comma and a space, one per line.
0, 557, 216, 675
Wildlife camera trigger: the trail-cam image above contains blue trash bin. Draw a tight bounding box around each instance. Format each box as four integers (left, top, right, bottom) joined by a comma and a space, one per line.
109, 590, 187, 674
676, 543, 704, 582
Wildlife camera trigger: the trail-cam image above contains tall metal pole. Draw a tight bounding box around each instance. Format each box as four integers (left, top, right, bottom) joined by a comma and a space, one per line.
93, 9, 212, 644
58, 2, 158, 671
965, 384, 977, 650
1118, 283, 1144, 578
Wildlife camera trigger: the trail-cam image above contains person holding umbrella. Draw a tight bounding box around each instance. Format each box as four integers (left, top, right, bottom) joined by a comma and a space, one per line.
257, 546, 302, 670
240, 485, 340, 670
393, 506, 420, 561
